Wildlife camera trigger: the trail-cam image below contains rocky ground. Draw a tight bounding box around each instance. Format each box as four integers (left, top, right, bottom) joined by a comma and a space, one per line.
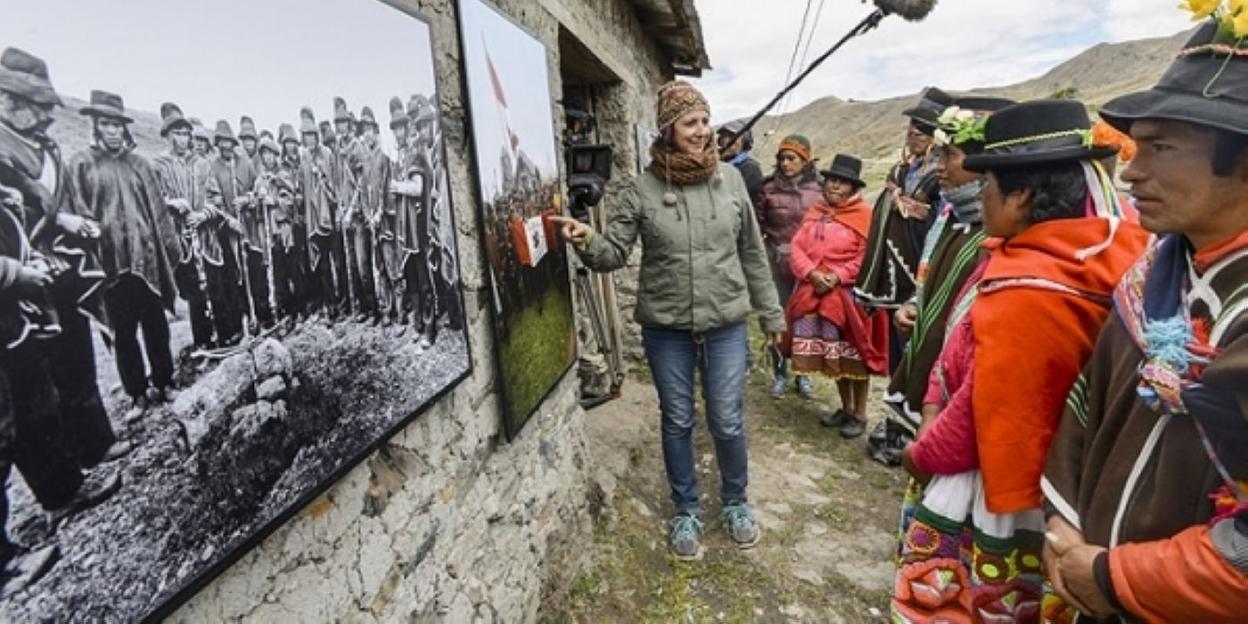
545, 349, 908, 623
1, 307, 469, 622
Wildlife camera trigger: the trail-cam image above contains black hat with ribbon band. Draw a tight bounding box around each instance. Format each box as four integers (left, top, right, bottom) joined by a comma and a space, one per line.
819, 153, 865, 189
1098, 20, 1248, 137
902, 86, 955, 130
962, 99, 1119, 173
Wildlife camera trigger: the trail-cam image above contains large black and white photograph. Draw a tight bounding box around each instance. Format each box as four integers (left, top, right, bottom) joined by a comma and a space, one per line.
0, 0, 469, 619
459, 0, 575, 438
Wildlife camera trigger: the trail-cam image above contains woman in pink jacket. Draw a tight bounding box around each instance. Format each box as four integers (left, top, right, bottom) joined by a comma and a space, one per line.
786, 155, 889, 438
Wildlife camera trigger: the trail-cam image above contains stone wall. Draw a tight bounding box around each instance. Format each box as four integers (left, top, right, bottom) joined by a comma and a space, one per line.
171, 0, 670, 621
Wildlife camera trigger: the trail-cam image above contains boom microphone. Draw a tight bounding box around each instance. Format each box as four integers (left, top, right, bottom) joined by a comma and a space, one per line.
722, 0, 940, 149
872, 0, 937, 22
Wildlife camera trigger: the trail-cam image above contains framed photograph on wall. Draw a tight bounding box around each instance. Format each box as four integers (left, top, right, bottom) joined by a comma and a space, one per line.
0, 0, 469, 620
457, 0, 576, 439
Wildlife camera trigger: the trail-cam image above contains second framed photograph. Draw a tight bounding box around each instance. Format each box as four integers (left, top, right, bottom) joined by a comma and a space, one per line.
458, 0, 576, 439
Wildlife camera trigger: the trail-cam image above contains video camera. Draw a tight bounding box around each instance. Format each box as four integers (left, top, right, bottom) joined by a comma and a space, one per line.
564, 109, 612, 223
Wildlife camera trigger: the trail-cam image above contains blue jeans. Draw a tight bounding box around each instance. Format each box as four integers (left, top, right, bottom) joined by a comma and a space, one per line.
642, 322, 750, 516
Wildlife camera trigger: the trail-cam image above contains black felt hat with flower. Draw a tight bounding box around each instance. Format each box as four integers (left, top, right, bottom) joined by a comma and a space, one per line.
962, 100, 1118, 172
1099, 3, 1248, 136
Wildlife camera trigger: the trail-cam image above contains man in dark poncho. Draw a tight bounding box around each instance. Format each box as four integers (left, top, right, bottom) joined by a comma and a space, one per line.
854, 87, 951, 373
0, 48, 127, 466
65, 90, 182, 407
1042, 17, 1248, 621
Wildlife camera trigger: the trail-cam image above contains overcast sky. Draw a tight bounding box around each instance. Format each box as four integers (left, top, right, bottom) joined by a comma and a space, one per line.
1, 0, 437, 158
692, 0, 1194, 121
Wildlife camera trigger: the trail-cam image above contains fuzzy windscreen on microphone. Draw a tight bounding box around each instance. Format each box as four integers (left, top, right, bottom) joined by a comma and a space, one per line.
872, 0, 937, 21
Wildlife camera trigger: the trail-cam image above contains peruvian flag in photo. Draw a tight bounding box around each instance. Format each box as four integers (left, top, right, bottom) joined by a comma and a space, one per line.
484, 40, 521, 156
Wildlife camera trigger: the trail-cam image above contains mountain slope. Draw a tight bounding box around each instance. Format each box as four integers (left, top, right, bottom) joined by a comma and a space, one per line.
745, 28, 1191, 185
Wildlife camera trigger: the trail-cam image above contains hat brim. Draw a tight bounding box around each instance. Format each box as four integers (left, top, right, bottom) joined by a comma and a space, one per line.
962, 145, 1119, 173
902, 109, 938, 126
819, 169, 865, 188
1099, 86, 1248, 137
79, 106, 133, 124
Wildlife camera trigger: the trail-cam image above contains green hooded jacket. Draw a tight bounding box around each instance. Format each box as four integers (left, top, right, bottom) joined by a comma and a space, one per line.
579, 162, 785, 334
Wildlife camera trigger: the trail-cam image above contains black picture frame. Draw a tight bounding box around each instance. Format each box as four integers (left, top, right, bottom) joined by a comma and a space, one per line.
455, 0, 577, 441
0, 1, 472, 621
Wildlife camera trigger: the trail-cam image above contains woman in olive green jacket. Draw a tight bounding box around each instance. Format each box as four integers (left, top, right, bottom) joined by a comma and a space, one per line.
555, 81, 784, 561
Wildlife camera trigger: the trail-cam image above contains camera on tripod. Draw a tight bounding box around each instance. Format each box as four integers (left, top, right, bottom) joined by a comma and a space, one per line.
564, 109, 612, 223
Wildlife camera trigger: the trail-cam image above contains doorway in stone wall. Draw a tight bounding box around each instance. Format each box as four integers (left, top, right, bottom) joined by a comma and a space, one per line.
557, 25, 630, 407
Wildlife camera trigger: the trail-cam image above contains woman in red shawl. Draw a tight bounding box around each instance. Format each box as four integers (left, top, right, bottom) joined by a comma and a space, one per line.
787, 154, 889, 438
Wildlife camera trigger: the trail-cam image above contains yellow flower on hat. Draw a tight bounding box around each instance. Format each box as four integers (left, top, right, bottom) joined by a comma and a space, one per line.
1180, 0, 1221, 20
1230, 0, 1248, 37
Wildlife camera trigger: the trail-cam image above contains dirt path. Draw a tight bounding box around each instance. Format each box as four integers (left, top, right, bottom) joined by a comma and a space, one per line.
547, 356, 908, 623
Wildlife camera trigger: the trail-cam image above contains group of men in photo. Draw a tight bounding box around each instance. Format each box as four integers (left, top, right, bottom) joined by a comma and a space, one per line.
0, 45, 461, 595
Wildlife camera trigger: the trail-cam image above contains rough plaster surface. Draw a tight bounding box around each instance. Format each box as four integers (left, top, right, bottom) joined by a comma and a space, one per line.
171, 0, 673, 620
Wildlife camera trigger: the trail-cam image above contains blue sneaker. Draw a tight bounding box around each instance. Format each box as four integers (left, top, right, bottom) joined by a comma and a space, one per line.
770, 375, 789, 399
670, 514, 704, 560
721, 503, 760, 549
796, 375, 815, 400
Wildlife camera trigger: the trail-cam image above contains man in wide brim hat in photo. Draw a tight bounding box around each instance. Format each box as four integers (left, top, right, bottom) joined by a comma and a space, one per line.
68, 88, 184, 409
78, 89, 133, 125
0, 46, 127, 596
1042, 9, 1248, 621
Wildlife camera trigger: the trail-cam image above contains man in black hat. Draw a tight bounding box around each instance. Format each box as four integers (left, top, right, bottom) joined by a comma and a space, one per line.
856, 86, 952, 374
397, 94, 439, 346
152, 102, 213, 349
351, 106, 388, 325
238, 115, 261, 170
208, 119, 271, 333
66, 90, 181, 408
254, 136, 299, 329
1042, 17, 1248, 620
299, 107, 341, 320
872, 95, 1014, 466
278, 122, 309, 322
0, 48, 124, 468
328, 99, 356, 318
338, 106, 378, 323
191, 121, 213, 159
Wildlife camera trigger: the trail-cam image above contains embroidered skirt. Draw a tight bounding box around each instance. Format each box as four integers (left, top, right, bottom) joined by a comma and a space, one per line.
790, 314, 869, 379
893, 471, 1046, 623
